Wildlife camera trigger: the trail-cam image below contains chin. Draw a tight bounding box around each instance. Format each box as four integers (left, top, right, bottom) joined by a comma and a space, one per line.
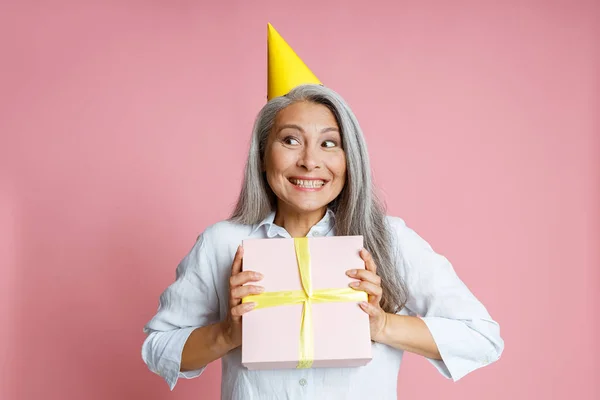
286, 199, 329, 214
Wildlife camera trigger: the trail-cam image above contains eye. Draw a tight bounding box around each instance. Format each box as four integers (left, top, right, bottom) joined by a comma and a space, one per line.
322, 140, 338, 148
283, 136, 300, 145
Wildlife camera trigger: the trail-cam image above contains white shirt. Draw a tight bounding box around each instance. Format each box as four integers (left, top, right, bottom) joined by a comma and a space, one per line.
142, 209, 504, 399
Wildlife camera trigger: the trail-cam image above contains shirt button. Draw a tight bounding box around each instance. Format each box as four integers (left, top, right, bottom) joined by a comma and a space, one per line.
299, 378, 307, 386
313, 232, 321, 237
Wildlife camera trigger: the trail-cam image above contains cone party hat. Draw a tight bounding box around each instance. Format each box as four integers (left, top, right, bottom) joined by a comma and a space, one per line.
267, 23, 321, 100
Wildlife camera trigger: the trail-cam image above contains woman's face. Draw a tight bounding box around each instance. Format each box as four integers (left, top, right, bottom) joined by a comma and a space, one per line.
263, 101, 347, 215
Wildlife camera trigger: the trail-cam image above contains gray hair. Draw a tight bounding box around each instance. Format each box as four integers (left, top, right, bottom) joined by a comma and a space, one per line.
229, 84, 407, 313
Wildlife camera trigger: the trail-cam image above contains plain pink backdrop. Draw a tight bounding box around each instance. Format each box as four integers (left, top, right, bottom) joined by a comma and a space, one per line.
1, 1, 598, 399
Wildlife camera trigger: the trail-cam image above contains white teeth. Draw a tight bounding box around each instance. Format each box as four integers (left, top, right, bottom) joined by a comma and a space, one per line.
289, 178, 326, 188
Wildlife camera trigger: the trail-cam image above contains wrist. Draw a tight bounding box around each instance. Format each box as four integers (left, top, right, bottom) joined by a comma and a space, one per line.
217, 320, 239, 353
373, 312, 390, 343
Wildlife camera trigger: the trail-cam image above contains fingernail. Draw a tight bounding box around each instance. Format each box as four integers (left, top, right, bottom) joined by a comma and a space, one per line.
346, 269, 357, 276
246, 302, 256, 309
349, 281, 359, 288
255, 272, 263, 279
360, 301, 368, 307
256, 286, 265, 293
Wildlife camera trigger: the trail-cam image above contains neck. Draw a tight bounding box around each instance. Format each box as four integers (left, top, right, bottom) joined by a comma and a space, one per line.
274, 203, 327, 238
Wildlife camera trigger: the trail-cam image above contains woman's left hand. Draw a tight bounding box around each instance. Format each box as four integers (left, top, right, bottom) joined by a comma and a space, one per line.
346, 249, 388, 342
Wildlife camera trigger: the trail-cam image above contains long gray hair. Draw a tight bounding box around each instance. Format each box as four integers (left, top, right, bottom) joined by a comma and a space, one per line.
229, 84, 407, 313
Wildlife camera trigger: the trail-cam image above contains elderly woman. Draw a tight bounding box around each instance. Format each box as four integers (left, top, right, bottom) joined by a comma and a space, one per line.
142, 25, 503, 400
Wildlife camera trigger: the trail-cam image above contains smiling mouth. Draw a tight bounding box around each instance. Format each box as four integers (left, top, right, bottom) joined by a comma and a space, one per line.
288, 178, 327, 189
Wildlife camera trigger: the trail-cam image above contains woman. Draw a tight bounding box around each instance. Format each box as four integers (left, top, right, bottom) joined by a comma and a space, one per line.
142, 84, 504, 399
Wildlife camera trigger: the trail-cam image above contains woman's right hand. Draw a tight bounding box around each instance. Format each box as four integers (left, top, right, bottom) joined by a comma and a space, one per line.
221, 245, 264, 349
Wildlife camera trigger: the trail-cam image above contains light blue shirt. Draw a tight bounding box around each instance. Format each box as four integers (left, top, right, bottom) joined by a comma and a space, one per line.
142, 210, 503, 399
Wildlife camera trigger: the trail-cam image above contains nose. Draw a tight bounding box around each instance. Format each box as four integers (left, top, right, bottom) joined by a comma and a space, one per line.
297, 146, 320, 171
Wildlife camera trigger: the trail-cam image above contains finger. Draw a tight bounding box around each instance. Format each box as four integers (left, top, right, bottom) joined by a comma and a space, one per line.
231, 302, 256, 318
231, 245, 244, 276
346, 269, 381, 286
358, 301, 379, 317
230, 270, 263, 288
231, 284, 265, 300
349, 280, 382, 299
360, 249, 377, 274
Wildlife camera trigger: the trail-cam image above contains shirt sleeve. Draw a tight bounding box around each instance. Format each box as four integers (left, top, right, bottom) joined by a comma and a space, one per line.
389, 217, 504, 381
141, 231, 221, 390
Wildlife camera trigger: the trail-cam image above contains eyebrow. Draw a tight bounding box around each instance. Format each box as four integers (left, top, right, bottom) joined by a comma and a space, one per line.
276, 124, 339, 134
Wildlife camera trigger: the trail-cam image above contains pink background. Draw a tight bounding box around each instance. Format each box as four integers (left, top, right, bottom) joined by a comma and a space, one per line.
1, 1, 598, 399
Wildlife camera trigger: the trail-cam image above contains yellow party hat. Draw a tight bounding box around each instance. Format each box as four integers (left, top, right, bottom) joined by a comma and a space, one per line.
267, 23, 322, 100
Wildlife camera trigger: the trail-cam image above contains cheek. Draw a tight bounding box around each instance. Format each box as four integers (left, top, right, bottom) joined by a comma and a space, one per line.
331, 154, 347, 181
265, 147, 295, 176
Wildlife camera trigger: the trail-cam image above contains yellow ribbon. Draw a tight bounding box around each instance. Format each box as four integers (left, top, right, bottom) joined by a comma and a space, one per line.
242, 237, 367, 368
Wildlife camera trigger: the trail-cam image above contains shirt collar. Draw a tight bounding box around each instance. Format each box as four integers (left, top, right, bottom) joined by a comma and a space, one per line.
250, 208, 336, 238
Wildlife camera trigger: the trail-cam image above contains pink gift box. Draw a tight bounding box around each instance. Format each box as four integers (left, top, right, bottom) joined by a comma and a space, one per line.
241, 236, 373, 370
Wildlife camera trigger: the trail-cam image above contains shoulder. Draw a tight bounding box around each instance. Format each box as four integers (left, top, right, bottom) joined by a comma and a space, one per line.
384, 215, 434, 252
202, 219, 253, 238
384, 215, 410, 243
384, 215, 408, 231
199, 219, 255, 249
180, 219, 255, 277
